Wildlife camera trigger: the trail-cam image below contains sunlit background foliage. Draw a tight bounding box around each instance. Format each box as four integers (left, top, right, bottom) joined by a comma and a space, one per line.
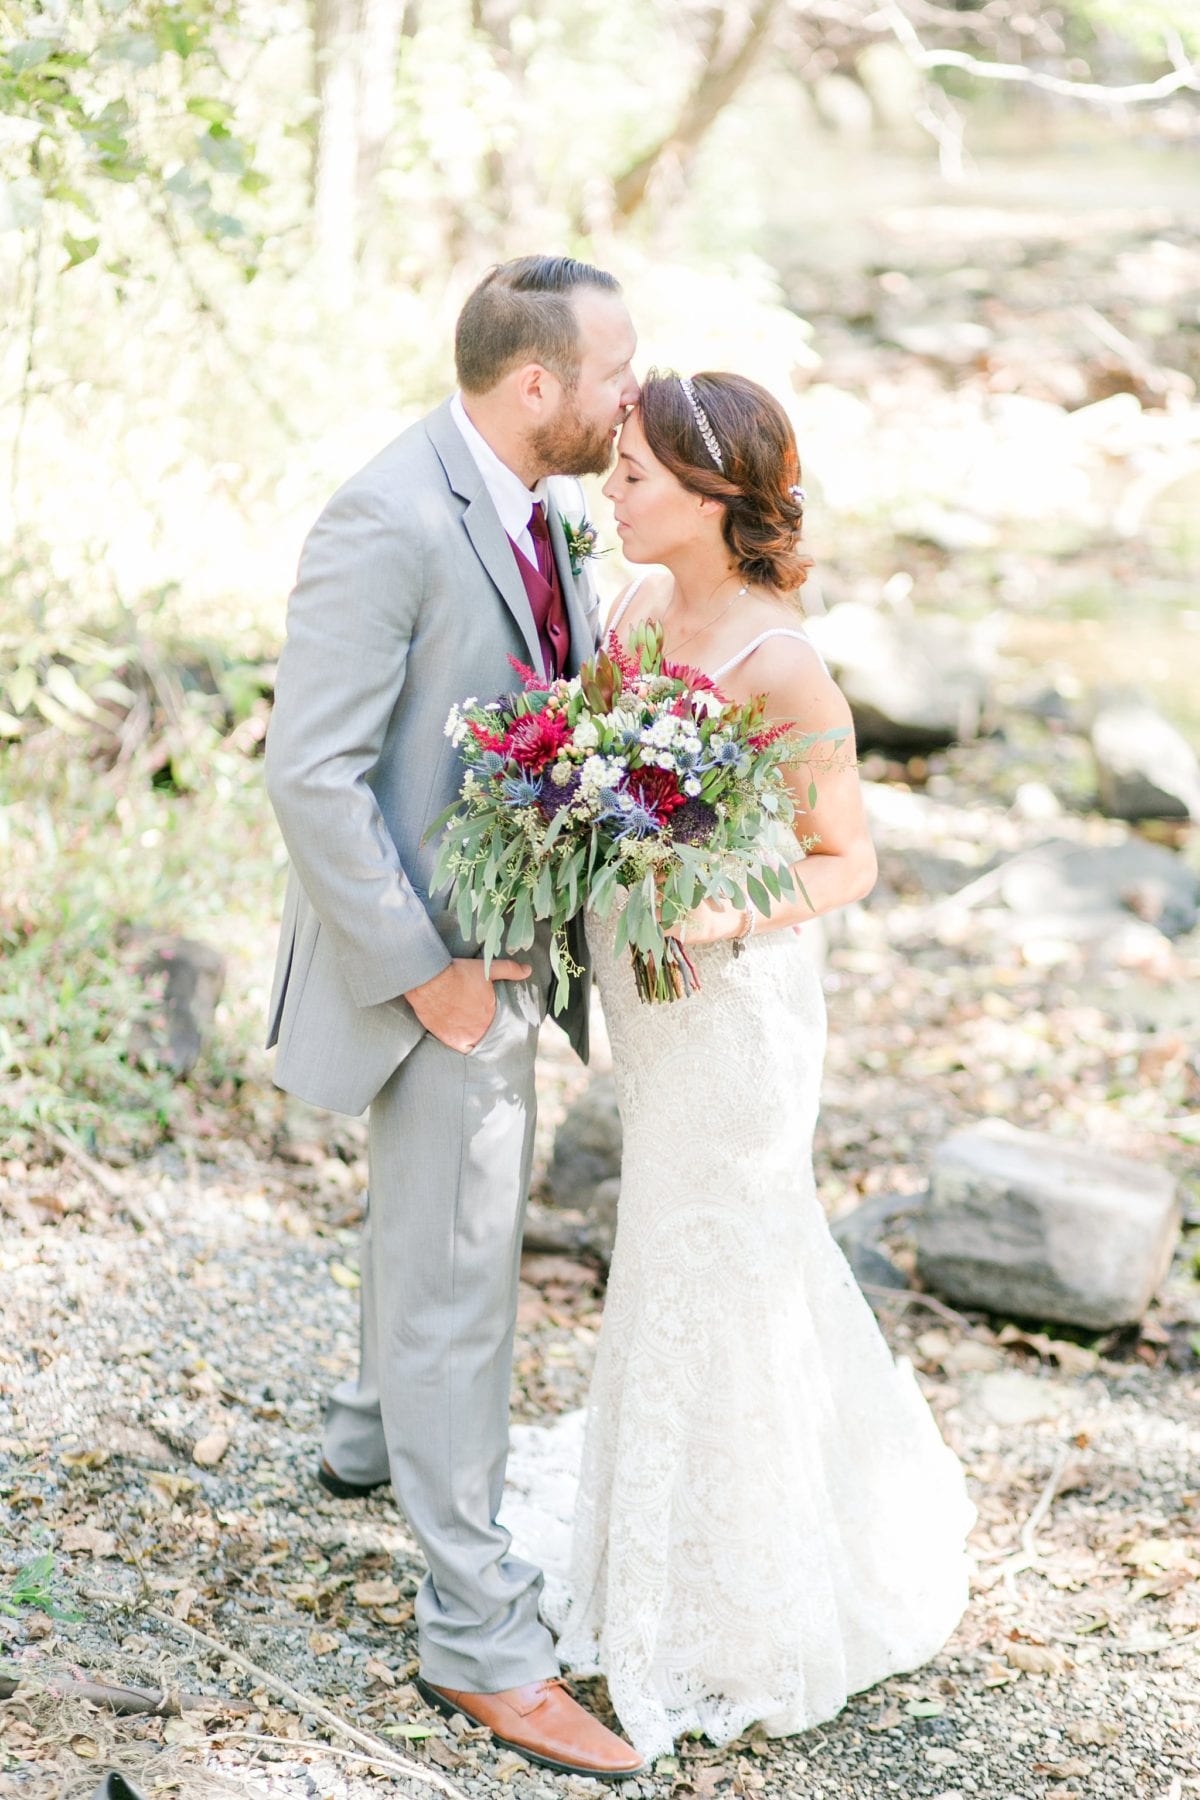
1, 0, 1197, 1151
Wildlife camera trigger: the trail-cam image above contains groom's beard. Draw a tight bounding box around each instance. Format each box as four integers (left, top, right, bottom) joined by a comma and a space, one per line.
531, 396, 615, 478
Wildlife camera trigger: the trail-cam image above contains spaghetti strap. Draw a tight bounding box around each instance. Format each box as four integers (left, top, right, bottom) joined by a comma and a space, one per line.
605, 574, 649, 636
711, 628, 827, 680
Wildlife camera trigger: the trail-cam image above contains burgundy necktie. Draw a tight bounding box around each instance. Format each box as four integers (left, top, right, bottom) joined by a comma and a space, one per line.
527, 502, 555, 588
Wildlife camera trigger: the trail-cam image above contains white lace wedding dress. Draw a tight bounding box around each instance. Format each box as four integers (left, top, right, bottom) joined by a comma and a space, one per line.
503, 616, 974, 1762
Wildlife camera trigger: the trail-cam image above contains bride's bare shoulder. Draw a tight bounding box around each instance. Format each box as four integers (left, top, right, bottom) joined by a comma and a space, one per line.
604, 568, 673, 636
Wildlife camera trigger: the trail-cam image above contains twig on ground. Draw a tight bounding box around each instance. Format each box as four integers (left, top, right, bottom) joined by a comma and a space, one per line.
0, 1671, 241, 1716
45, 1129, 126, 1201
1061, 1628, 1200, 1656
976, 1443, 1071, 1585
213, 1731, 429, 1770
81, 1588, 468, 1800
860, 1285, 978, 1330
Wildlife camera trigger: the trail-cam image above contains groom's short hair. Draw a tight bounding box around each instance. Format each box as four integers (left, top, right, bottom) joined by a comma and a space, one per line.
455, 255, 621, 395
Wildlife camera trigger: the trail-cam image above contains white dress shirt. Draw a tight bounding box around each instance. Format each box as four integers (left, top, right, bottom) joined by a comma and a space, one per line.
450, 391, 548, 564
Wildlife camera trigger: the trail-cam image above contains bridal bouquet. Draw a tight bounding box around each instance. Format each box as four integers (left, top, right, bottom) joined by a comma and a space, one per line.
431, 625, 827, 1007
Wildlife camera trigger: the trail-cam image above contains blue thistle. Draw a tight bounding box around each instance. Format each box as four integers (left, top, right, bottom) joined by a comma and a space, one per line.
502, 773, 544, 807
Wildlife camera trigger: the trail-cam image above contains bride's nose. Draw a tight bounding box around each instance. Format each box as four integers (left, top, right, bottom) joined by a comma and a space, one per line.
601, 471, 619, 502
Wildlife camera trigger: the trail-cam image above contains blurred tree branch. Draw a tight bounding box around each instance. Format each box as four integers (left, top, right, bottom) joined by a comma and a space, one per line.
611, 0, 784, 221
883, 2, 1200, 105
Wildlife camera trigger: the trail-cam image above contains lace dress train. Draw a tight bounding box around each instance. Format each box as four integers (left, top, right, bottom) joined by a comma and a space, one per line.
510, 905, 973, 1763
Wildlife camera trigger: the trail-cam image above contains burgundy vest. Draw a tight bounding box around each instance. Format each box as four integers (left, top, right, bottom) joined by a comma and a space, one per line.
508, 505, 570, 680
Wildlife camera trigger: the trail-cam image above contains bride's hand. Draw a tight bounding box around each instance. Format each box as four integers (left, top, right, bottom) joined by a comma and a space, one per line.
665, 894, 751, 946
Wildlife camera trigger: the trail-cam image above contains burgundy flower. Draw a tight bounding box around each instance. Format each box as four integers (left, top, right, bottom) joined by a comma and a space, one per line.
627, 765, 687, 819
501, 709, 573, 772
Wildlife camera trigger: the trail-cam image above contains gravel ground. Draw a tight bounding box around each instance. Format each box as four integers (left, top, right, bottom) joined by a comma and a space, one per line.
2, 1087, 1199, 1800
3, 725, 1200, 1800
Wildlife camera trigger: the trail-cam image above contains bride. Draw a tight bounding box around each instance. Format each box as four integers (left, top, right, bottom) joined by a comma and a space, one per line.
515, 370, 974, 1764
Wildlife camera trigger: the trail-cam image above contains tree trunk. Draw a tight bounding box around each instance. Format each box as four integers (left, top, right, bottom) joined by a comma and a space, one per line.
312, 0, 412, 293
312, 0, 360, 298
612, 0, 783, 221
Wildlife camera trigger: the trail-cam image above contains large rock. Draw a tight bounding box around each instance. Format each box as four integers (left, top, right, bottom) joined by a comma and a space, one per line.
995, 836, 1198, 941
805, 602, 991, 751
131, 935, 226, 1077
1091, 698, 1200, 822
915, 1120, 1181, 1329
546, 1076, 622, 1262
925, 836, 1199, 948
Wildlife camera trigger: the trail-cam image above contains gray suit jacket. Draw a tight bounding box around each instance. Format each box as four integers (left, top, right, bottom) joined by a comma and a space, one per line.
264, 399, 601, 1116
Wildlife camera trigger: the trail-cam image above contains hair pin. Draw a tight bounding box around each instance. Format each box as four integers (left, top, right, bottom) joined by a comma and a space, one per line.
790, 485, 806, 506
679, 376, 724, 473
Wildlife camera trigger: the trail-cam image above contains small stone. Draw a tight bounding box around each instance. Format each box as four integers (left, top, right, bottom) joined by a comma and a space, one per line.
192, 1425, 230, 1467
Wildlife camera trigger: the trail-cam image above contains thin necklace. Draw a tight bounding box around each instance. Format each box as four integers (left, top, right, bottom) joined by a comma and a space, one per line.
662, 575, 748, 658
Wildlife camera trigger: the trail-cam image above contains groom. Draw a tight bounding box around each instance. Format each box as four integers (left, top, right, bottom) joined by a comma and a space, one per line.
264, 256, 641, 1779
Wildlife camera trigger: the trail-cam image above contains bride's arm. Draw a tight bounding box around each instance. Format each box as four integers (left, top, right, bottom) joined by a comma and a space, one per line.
671, 641, 877, 944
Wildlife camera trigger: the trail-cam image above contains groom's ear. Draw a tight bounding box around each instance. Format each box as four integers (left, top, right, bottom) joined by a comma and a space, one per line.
514, 361, 560, 414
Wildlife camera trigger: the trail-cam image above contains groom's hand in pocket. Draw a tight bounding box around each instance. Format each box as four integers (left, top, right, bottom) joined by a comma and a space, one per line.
404, 957, 532, 1054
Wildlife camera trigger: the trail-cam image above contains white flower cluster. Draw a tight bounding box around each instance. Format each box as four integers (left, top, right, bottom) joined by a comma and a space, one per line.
579, 754, 627, 795
443, 698, 478, 748
572, 716, 601, 751
639, 712, 702, 778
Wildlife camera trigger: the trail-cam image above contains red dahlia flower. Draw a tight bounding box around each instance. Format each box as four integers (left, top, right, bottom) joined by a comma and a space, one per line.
501, 710, 573, 772
627, 765, 687, 818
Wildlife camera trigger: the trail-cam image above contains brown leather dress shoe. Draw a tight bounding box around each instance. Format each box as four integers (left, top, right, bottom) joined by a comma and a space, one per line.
414, 1675, 644, 1781
315, 1459, 389, 1500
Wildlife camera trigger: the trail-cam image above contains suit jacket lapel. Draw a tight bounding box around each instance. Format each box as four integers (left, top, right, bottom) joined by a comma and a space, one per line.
545, 493, 595, 676
425, 400, 544, 674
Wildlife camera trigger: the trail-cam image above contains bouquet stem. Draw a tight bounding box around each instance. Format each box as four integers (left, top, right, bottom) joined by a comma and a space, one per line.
630, 938, 702, 1005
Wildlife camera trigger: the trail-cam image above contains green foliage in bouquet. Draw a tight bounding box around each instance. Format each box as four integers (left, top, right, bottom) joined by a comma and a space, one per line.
429, 623, 846, 1008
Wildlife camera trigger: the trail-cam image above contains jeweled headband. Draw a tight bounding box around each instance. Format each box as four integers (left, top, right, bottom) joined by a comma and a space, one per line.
679, 376, 724, 473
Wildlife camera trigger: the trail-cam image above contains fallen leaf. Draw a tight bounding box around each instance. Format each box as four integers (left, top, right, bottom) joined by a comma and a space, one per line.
1120, 1537, 1199, 1576
1066, 1719, 1122, 1746
1006, 1642, 1066, 1675
494, 1752, 528, 1780
61, 1448, 109, 1470
364, 1656, 395, 1686
163, 1716, 208, 1747
427, 1737, 465, 1770
307, 1630, 339, 1656
906, 1698, 946, 1718
172, 1586, 199, 1621
1034, 1761, 1091, 1779
192, 1427, 230, 1468
60, 1525, 118, 1558
329, 1260, 360, 1289
685, 1766, 736, 1797
867, 1701, 902, 1731
149, 1471, 197, 1500
355, 1577, 401, 1608
69, 1736, 100, 1759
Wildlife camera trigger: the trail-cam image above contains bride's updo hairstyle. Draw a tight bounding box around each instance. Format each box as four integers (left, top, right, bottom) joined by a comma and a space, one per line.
636, 370, 812, 600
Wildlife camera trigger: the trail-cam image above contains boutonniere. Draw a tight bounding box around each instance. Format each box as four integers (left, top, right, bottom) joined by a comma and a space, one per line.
560, 514, 607, 579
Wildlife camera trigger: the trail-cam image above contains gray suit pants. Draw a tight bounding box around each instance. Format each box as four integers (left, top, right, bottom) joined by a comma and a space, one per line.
322, 969, 559, 1691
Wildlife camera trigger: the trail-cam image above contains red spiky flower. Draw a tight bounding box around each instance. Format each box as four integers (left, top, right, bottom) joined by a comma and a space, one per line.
506, 653, 551, 692
502, 709, 573, 772
604, 631, 642, 683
